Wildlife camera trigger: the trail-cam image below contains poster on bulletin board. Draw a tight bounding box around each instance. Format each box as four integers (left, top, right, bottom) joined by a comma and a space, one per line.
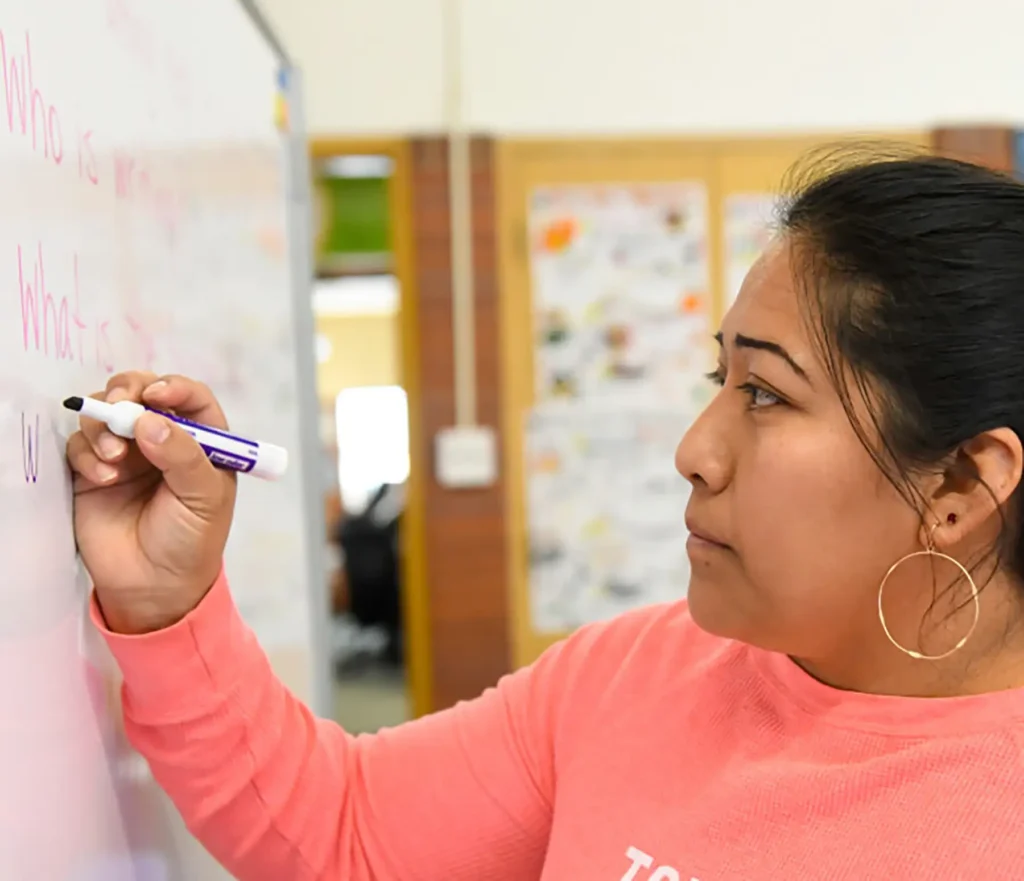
525, 407, 698, 632
524, 181, 714, 632
528, 182, 712, 409
723, 192, 777, 308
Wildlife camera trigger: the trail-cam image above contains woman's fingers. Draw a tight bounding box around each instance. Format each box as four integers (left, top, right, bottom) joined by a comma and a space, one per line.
78, 390, 126, 462
73, 371, 228, 484
78, 371, 161, 462
142, 374, 229, 430
67, 429, 120, 487
68, 425, 158, 490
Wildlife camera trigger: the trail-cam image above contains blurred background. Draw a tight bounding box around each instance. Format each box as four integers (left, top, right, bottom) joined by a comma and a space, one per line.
261, 0, 1024, 733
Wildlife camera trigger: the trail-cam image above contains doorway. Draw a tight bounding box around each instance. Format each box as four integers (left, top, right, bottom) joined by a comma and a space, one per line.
310, 139, 429, 730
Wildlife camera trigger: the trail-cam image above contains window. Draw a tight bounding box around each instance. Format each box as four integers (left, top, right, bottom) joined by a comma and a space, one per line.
335, 385, 409, 514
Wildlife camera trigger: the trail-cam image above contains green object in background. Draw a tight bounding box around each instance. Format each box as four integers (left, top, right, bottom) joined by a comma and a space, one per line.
316, 172, 392, 275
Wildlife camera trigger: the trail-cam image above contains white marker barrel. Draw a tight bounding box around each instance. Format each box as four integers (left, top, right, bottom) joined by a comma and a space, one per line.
170, 413, 288, 480
74, 397, 288, 480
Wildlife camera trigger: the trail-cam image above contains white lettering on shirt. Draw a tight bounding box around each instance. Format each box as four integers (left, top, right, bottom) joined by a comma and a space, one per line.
620, 844, 700, 881
621, 846, 655, 881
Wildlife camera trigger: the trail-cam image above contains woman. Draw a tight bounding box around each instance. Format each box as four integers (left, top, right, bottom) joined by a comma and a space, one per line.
68, 151, 1024, 880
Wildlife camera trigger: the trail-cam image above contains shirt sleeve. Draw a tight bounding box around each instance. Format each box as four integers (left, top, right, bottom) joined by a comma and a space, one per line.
93, 573, 564, 881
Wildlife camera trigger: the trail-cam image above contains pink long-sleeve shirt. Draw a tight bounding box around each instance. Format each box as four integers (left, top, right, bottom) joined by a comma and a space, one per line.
95, 573, 1024, 880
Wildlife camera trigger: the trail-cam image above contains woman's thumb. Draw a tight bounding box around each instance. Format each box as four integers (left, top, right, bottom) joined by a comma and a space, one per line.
134, 412, 222, 507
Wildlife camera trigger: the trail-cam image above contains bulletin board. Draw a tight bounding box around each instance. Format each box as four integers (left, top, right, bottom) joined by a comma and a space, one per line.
497, 133, 927, 669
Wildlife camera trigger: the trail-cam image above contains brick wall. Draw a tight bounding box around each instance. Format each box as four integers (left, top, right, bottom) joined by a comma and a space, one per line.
409, 137, 512, 710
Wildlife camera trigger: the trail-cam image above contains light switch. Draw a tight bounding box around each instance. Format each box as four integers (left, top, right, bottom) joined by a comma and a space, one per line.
434, 425, 498, 488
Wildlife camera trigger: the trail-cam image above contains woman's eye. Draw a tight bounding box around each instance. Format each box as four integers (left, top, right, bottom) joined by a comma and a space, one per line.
704, 368, 782, 409
742, 384, 781, 409
705, 370, 784, 409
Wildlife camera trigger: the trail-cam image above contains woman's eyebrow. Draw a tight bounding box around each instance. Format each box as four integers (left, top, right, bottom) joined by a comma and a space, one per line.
714, 332, 811, 384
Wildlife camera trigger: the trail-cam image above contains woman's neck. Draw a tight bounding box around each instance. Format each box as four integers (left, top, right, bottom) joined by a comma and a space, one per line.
794, 582, 1024, 698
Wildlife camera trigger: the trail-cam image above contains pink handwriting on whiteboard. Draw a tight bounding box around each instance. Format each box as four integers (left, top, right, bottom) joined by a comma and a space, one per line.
78, 127, 98, 185
18, 243, 116, 373
0, 26, 184, 227
105, 0, 191, 108
0, 30, 62, 165
123, 313, 156, 370
112, 150, 181, 242
19, 242, 73, 360
112, 150, 134, 199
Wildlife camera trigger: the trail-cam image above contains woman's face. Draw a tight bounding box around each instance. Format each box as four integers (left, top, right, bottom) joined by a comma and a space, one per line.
677, 240, 923, 663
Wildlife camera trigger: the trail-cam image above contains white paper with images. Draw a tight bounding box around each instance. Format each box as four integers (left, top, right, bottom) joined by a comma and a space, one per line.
529, 182, 713, 410
525, 407, 695, 632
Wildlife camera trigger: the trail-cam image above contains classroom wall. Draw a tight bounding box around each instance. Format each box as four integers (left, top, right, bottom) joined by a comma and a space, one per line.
260, 0, 1024, 135
315, 313, 401, 403
258, 0, 1024, 710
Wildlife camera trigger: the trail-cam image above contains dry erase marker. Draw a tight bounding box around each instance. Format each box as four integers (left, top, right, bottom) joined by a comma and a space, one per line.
62, 396, 288, 481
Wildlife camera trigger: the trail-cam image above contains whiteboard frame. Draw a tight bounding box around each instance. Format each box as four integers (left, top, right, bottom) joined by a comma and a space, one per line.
239, 0, 293, 64
237, 2, 332, 717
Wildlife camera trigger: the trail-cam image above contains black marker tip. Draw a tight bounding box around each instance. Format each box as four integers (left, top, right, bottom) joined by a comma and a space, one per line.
62, 396, 84, 412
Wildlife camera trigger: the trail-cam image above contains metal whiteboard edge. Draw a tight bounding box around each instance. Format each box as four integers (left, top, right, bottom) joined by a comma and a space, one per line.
236, 0, 330, 718
281, 66, 332, 719
241, 48, 334, 876
237, 0, 293, 65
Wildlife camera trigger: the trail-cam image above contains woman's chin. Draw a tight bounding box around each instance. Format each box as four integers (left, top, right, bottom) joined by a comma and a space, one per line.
685, 571, 747, 640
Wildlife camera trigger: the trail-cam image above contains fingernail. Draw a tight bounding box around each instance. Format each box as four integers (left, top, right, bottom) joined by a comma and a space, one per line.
139, 415, 171, 444
96, 463, 118, 483
98, 432, 125, 460
145, 380, 168, 395
106, 388, 128, 404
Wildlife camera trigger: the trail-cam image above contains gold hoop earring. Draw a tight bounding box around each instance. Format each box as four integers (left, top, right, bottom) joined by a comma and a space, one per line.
877, 525, 980, 661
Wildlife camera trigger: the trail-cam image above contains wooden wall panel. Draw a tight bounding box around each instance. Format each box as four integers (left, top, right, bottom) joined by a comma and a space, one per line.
409, 137, 512, 710
932, 126, 1016, 172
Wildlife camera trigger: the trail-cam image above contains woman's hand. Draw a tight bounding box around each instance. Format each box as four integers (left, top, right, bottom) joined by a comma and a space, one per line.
66, 371, 237, 634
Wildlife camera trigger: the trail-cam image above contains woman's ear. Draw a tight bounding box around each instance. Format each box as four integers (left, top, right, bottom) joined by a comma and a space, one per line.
928, 428, 1023, 550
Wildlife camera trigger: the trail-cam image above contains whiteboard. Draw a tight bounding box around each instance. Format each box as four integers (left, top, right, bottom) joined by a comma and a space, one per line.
0, 1, 324, 878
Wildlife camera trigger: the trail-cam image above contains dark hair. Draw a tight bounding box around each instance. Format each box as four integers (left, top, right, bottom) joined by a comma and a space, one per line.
779, 145, 1024, 583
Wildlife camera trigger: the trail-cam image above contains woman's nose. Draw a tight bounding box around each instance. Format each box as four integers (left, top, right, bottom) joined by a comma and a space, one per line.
675, 400, 733, 494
